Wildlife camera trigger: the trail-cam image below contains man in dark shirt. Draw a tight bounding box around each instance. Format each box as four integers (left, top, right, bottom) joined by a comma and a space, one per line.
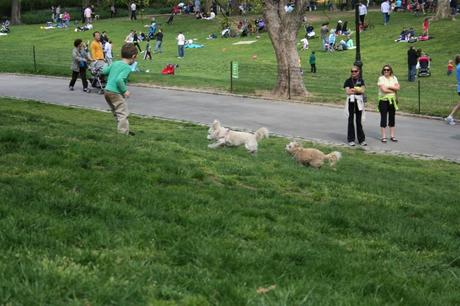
154, 29, 164, 53
407, 46, 418, 82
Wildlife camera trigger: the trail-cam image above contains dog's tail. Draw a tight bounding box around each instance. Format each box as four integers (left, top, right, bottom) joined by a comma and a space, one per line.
326, 151, 342, 168
255, 127, 269, 141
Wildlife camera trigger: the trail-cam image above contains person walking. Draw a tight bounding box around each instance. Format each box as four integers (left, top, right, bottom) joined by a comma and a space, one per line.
84, 6, 92, 24
344, 66, 366, 146
445, 55, 460, 125
377, 64, 400, 143
110, 4, 117, 18
407, 46, 418, 82
359, 2, 367, 25
320, 23, 329, 51
102, 43, 138, 135
309, 51, 316, 73
69, 39, 90, 92
177, 31, 185, 58
130, 2, 137, 20
154, 28, 164, 53
381, 0, 390, 25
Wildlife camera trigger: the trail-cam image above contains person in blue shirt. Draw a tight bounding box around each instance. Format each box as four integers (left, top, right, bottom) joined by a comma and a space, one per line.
446, 55, 460, 125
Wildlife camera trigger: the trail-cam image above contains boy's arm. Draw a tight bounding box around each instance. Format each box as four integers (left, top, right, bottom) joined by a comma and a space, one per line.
102, 64, 111, 76
116, 68, 131, 94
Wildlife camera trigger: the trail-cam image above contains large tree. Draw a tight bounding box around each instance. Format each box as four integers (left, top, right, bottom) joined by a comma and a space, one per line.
11, 0, 21, 24
263, 0, 309, 98
434, 0, 452, 20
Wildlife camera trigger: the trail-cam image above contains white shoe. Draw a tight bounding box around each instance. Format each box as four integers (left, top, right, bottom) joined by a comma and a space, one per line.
446, 116, 456, 125
348, 141, 356, 146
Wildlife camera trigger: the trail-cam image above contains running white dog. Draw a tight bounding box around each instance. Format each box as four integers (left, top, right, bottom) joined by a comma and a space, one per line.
285, 141, 342, 169
207, 120, 269, 153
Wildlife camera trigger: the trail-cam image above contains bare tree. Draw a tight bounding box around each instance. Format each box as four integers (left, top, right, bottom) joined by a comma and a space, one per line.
263, 0, 309, 98
11, 0, 21, 24
434, 0, 452, 20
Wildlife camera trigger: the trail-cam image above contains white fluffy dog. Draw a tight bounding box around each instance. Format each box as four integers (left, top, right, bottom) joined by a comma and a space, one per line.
285, 141, 342, 169
207, 120, 269, 153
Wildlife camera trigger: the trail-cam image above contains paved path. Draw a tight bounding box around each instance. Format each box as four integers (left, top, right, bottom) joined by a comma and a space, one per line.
0, 74, 459, 162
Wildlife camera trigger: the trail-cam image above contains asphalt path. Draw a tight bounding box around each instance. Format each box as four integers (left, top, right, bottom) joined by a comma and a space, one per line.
0, 73, 459, 162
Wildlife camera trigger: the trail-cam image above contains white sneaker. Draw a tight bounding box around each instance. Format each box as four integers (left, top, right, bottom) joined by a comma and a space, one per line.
446, 116, 456, 125
348, 141, 356, 146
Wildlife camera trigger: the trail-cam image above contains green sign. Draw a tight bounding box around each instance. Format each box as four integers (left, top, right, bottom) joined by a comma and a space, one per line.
232, 61, 239, 79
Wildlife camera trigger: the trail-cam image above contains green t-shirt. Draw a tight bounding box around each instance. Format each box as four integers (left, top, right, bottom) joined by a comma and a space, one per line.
102, 60, 132, 95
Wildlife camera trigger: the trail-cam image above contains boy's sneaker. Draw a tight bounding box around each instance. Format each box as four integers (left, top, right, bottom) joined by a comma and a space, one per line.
128, 131, 136, 136
445, 116, 456, 125
359, 141, 367, 146
69, 86, 74, 91
348, 141, 356, 146
83, 88, 90, 93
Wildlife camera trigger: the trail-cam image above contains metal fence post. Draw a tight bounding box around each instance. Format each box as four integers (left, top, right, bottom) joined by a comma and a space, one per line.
288, 67, 291, 100
230, 61, 233, 93
418, 79, 421, 114
33, 45, 37, 73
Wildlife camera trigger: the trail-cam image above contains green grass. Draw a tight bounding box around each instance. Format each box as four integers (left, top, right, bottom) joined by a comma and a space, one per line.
1, 98, 459, 305
0, 11, 459, 117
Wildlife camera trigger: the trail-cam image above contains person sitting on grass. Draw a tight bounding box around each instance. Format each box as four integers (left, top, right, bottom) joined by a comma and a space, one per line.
328, 30, 336, 51
102, 43, 138, 136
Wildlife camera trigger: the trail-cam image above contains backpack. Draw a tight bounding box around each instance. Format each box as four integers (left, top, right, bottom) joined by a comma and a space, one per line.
161, 64, 177, 75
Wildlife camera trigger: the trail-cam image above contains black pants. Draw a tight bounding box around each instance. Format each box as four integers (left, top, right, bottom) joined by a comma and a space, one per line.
379, 100, 396, 127
131, 11, 137, 20
310, 64, 316, 73
134, 42, 142, 52
347, 101, 365, 143
69, 68, 88, 89
144, 50, 151, 60
359, 14, 365, 24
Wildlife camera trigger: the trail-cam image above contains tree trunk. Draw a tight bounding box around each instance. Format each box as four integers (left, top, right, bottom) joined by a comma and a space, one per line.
11, 0, 21, 25
204, 0, 212, 12
263, 0, 309, 98
433, 0, 451, 20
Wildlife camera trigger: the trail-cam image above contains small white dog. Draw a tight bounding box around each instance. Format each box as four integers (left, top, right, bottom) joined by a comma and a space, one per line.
285, 141, 342, 169
207, 119, 269, 153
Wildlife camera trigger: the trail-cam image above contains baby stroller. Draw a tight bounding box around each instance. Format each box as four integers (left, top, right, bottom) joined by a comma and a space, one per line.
88, 61, 106, 94
417, 55, 431, 77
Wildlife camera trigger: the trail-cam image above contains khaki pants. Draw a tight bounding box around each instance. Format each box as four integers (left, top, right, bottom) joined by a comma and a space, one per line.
104, 91, 129, 134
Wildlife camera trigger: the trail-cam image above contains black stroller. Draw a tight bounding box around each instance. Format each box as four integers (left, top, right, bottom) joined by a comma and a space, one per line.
417, 55, 431, 77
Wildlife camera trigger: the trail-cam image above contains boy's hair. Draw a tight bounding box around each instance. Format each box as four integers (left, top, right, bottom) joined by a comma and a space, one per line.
74, 38, 82, 47
455, 55, 460, 66
121, 43, 138, 59
312, 51, 315, 54
92, 31, 100, 37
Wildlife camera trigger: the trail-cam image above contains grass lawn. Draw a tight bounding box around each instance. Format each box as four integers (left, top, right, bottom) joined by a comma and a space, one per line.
1, 98, 459, 305
0, 10, 459, 117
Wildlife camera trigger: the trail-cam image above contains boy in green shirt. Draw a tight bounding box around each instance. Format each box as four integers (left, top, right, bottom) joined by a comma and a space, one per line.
309, 51, 316, 73
102, 43, 138, 135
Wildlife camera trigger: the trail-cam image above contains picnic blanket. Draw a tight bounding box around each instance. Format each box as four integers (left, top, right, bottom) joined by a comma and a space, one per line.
185, 43, 204, 48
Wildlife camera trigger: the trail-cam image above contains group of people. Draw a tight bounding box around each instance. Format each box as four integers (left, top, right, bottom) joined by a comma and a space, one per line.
344, 64, 401, 146
69, 31, 112, 93
50, 6, 71, 28
1, 17, 10, 34
320, 21, 354, 52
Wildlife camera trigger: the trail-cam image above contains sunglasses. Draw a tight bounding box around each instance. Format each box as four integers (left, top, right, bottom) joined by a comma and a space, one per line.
383, 68, 391, 71
351, 70, 359, 72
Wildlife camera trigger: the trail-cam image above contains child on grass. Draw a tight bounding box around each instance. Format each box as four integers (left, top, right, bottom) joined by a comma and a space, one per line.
309, 51, 316, 73
447, 60, 454, 76
102, 43, 138, 135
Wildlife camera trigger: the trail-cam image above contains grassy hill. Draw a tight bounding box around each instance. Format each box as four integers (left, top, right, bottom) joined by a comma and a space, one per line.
0, 11, 458, 115
1, 98, 459, 305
